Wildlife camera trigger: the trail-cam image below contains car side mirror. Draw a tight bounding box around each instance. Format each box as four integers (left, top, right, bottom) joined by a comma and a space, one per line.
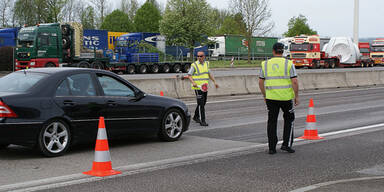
135, 90, 145, 100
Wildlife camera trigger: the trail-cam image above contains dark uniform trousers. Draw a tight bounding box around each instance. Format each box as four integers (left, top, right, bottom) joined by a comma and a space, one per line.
194, 90, 208, 122
266, 99, 295, 150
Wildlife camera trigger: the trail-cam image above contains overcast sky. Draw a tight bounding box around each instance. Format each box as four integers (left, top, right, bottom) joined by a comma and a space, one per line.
115, 0, 383, 38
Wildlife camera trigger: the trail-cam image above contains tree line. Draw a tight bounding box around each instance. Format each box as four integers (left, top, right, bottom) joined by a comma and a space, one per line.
0, 0, 317, 63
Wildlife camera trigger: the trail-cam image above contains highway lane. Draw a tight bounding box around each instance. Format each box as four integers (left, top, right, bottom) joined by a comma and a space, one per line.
1, 86, 384, 191
41, 128, 384, 192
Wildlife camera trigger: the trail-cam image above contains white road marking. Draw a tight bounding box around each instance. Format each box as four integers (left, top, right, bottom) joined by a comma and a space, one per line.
2, 122, 384, 192
185, 86, 384, 106
290, 176, 384, 192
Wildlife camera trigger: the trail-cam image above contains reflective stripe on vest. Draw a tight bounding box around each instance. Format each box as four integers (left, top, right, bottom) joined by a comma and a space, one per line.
191, 61, 209, 90
262, 58, 294, 101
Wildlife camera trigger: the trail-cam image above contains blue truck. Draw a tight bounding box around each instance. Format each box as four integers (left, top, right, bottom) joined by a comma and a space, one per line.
107, 32, 208, 74
0, 28, 19, 47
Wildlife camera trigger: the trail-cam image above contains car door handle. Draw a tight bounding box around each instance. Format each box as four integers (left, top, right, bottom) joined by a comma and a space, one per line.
107, 100, 117, 107
63, 100, 76, 106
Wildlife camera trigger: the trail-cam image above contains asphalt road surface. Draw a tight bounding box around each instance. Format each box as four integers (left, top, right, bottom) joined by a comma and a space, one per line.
1, 86, 384, 191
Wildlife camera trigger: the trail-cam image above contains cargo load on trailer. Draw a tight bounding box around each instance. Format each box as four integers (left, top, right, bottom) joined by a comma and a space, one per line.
15, 23, 110, 70
290, 35, 370, 69
370, 38, 384, 65
208, 35, 277, 59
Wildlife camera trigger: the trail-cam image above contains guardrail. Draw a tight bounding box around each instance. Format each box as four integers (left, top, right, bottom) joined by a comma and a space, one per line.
125, 70, 384, 98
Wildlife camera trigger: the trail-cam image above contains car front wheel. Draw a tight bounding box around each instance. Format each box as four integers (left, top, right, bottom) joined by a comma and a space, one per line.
38, 120, 71, 157
158, 109, 184, 141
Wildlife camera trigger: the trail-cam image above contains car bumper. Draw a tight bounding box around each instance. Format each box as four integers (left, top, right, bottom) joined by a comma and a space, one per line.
0, 120, 43, 146
184, 111, 191, 132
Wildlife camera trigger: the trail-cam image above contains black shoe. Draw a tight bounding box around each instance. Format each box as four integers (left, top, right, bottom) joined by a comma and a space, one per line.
193, 116, 201, 123
268, 149, 276, 154
281, 146, 295, 153
200, 121, 209, 126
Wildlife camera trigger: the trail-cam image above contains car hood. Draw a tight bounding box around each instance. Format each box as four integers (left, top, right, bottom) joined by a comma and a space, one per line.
145, 94, 187, 107
0, 92, 27, 98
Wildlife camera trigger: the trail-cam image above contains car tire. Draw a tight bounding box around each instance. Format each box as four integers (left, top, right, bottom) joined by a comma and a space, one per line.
158, 109, 184, 142
45, 62, 56, 67
37, 119, 71, 157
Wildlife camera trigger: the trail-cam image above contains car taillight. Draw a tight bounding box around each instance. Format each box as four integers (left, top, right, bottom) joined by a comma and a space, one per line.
0, 101, 17, 118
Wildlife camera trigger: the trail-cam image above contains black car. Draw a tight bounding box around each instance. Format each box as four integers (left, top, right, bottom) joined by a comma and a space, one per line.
0, 68, 190, 157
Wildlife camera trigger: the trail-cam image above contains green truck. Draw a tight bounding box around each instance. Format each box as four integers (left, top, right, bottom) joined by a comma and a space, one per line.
208, 35, 277, 59
15, 23, 109, 70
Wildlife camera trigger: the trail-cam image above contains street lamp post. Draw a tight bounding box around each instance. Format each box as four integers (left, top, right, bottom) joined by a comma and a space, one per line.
353, 0, 359, 44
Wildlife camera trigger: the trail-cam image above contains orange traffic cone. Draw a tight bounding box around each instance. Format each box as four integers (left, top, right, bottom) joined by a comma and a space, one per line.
83, 117, 121, 177
299, 98, 324, 140
160, 91, 164, 96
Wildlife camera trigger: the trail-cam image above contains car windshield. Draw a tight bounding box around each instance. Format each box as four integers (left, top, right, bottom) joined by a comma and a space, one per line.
0, 72, 47, 92
371, 46, 384, 52
290, 44, 310, 51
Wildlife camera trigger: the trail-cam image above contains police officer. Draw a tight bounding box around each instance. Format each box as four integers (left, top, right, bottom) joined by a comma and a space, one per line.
259, 42, 299, 154
187, 51, 219, 126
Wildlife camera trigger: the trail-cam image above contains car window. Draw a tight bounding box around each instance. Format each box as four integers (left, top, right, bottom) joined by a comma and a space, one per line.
67, 74, 96, 96
0, 72, 47, 92
97, 75, 135, 97
55, 80, 70, 96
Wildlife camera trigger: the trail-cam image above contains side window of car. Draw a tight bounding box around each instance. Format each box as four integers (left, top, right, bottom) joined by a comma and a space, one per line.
67, 74, 96, 96
55, 79, 70, 96
97, 75, 135, 97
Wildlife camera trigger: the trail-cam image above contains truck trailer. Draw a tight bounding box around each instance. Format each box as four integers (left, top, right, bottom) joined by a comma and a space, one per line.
106, 32, 208, 74
208, 35, 277, 59
15, 23, 109, 70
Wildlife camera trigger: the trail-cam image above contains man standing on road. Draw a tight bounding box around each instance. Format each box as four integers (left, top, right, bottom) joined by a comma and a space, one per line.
187, 51, 219, 126
259, 42, 299, 154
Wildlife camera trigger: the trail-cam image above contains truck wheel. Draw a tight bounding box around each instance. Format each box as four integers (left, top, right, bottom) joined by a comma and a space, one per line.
172, 64, 181, 73
162, 64, 170, 73
183, 63, 191, 73
127, 65, 135, 74
61, 25, 70, 36
91, 61, 104, 69
45, 62, 56, 67
77, 61, 90, 68
151, 64, 159, 73
62, 37, 70, 49
139, 65, 148, 74
329, 61, 336, 68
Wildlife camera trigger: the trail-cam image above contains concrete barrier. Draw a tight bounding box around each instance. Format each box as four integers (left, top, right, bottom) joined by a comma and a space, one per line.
126, 70, 384, 99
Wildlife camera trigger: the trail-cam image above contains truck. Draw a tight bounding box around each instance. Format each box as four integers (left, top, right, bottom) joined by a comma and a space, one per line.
0, 28, 19, 47
107, 32, 208, 74
358, 42, 374, 67
370, 38, 384, 65
14, 23, 110, 70
278, 37, 293, 58
208, 35, 277, 59
290, 35, 370, 68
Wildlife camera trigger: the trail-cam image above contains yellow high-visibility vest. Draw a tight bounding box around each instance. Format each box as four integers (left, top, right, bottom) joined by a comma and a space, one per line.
191, 61, 209, 90
261, 58, 294, 101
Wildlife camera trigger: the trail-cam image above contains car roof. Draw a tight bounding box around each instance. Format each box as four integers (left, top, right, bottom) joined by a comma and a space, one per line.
16, 67, 110, 75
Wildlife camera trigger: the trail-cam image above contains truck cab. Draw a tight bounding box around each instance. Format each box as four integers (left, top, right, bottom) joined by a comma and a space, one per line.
290, 35, 321, 68
15, 23, 65, 70
371, 38, 384, 65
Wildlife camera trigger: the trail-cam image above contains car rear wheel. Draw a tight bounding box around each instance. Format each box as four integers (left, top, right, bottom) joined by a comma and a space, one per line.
158, 109, 184, 141
38, 120, 71, 157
